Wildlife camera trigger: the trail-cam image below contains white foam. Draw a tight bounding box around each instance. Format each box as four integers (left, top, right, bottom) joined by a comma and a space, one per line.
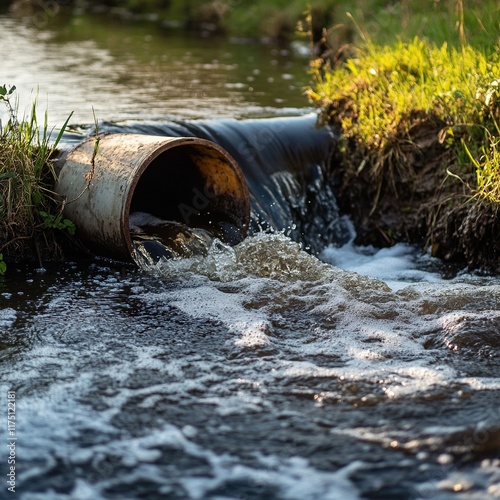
6, 232, 499, 499
18, 374, 363, 498
0, 307, 17, 329
458, 378, 500, 391
320, 241, 443, 290
140, 259, 457, 404
132, 232, 500, 412
185, 456, 364, 500
164, 285, 272, 348
439, 310, 500, 333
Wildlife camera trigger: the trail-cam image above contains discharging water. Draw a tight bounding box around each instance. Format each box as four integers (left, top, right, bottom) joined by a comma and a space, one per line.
2, 239, 500, 499
1, 8, 500, 500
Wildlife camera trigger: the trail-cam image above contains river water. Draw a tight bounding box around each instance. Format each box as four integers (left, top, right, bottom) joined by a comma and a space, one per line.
1, 8, 500, 500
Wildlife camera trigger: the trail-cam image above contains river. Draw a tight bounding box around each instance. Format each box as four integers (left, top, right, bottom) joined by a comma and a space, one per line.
1, 8, 500, 500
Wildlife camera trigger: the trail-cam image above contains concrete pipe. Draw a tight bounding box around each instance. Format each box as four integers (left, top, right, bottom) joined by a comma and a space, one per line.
55, 133, 250, 261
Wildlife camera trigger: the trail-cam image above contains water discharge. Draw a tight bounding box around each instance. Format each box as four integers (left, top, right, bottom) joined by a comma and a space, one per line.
2, 234, 500, 499
130, 212, 220, 265
1, 9, 500, 500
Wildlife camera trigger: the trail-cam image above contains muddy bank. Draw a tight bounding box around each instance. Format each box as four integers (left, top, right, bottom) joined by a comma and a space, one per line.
325, 112, 500, 274
309, 37, 500, 275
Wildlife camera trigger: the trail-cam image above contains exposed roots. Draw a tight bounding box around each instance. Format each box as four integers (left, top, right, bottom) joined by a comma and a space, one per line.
328, 112, 500, 273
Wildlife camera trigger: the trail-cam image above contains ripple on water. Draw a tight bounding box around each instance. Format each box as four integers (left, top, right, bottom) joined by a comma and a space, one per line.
1, 233, 499, 499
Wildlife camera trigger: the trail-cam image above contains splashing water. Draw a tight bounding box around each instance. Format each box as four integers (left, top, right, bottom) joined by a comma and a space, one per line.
130, 211, 218, 266
2, 10, 499, 499
2, 230, 500, 499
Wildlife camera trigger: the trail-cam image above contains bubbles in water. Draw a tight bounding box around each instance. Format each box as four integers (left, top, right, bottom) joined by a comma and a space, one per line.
320, 241, 443, 290
130, 211, 227, 269
129, 210, 248, 274
0, 308, 17, 329
3, 231, 500, 499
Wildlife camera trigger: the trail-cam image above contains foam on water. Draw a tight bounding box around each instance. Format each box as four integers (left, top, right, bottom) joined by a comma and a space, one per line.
320, 241, 444, 290
2, 234, 500, 499
0, 307, 17, 329
134, 233, 500, 401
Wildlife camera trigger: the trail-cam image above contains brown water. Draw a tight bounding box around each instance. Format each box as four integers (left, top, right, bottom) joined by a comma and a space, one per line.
1, 8, 500, 500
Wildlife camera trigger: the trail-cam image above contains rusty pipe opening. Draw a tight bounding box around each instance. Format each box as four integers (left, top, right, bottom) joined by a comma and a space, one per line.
55, 133, 250, 262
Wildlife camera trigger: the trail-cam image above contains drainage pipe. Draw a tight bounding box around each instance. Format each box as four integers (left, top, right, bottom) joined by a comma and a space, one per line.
55, 133, 250, 261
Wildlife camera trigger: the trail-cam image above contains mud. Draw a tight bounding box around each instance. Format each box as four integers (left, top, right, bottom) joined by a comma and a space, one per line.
326, 113, 500, 274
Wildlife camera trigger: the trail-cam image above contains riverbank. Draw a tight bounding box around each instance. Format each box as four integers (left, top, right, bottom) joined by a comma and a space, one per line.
2, 1, 500, 273
6, 0, 498, 47
307, 37, 500, 273
0, 86, 75, 272
304, 0, 500, 273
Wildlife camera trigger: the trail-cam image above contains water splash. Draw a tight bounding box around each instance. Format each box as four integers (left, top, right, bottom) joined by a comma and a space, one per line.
130, 211, 217, 267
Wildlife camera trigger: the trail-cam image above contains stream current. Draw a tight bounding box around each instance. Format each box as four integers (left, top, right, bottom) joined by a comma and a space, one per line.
1, 9, 500, 500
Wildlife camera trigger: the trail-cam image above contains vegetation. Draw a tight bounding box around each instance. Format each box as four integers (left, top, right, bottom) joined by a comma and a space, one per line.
0, 85, 74, 272
3, 1, 499, 50
2, 1, 499, 47
308, 40, 500, 200
84, 0, 500, 48
306, 3, 500, 271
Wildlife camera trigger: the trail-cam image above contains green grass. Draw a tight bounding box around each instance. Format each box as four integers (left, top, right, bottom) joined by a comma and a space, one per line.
82, 0, 500, 48
323, 0, 499, 50
307, 39, 500, 203
0, 85, 74, 272
305, 0, 500, 269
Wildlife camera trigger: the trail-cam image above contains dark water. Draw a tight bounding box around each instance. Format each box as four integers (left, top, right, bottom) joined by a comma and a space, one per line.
2, 240, 500, 499
1, 9, 500, 500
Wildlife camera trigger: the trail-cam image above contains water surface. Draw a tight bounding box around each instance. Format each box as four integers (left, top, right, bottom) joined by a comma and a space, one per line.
2, 239, 500, 499
0, 9, 311, 125
1, 9, 500, 500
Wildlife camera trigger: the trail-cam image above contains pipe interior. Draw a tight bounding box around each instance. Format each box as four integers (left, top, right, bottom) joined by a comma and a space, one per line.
129, 142, 250, 248
131, 146, 205, 223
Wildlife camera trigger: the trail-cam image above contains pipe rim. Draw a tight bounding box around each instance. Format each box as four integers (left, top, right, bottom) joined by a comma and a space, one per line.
121, 135, 250, 258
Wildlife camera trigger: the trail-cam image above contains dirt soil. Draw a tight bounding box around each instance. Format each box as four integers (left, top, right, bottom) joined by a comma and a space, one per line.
327, 117, 500, 274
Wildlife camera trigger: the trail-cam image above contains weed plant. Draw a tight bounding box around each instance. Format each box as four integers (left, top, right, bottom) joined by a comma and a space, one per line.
0, 85, 74, 272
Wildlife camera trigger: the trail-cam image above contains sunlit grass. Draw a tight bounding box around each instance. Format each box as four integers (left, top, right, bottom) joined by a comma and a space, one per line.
464, 129, 500, 204
307, 38, 500, 203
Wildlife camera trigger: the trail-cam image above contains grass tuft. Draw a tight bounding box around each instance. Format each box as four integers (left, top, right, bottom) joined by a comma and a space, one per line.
0, 85, 74, 272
